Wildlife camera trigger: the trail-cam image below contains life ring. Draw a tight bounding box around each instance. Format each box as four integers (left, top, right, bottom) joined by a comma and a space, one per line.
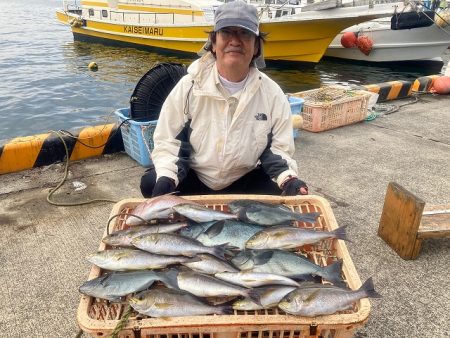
357, 35, 373, 56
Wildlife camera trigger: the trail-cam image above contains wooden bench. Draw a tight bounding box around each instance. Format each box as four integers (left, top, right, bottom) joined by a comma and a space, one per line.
378, 182, 450, 260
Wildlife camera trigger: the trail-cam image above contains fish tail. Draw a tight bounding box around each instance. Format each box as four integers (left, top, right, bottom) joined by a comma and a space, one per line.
163, 268, 180, 289
359, 277, 382, 299
294, 212, 321, 224
218, 303, 234, 315
322, 259, 346, 287
331, 225, 351, 242
211, 243, 229, 259
224, 246, 241, 257
247, 288, 263, 306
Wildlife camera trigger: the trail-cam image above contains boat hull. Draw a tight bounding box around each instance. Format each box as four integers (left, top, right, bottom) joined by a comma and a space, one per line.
56, 8, 397, 63
325, 22, 450, 62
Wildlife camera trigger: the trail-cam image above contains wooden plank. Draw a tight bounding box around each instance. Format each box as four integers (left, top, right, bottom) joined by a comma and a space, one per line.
419, 203, 450, 238
418, 213, 450, 238
378, 182, 425, 260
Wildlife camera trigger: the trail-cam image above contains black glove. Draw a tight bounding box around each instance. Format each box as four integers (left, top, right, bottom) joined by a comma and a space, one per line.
282, 177, 308, 196
151, 176, 176, 197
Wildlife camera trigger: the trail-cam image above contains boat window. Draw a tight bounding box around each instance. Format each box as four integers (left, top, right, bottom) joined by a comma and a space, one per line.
102, 10, 108, 18
88, 8, 94, 17
275, 10, 281, 18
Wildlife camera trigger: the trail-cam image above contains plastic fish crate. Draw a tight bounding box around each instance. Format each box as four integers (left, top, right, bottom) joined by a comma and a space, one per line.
290, 87, 371, 132
114, 107, 157, 167
77, 195, 370, 338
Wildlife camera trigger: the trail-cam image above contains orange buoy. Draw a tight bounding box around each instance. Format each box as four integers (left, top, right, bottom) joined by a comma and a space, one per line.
357, 35, 373, 55
430, 76, 450, 94
340, 32, 358, 48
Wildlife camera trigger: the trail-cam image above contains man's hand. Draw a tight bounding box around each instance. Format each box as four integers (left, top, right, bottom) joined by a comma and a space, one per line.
151, 177, 176, 197
282, 177, 308, 196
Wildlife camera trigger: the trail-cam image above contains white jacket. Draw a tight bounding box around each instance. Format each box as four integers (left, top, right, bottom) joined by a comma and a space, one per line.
151, 52, 298, 190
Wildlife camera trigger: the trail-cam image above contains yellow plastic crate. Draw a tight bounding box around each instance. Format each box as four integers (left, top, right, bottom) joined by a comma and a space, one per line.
291, 87, 371, 132
77, 195, 370, 338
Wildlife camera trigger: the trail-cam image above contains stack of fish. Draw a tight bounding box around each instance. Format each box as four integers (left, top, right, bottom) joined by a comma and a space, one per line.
80, 195, 381, 318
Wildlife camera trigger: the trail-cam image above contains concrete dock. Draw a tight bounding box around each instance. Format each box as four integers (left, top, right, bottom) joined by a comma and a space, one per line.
1, 92, 449, 337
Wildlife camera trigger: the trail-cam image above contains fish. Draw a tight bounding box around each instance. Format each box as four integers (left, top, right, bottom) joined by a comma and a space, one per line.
232, 285, 298, 310
178, 220, 219, 239
181, 253, 239, 274
228, 199, 292, 214
278, 277, 382, 316
245, 225, 349, 250
194, 220, 266, 250
131, 233, 228, 259
215, 271, 300, 288
236, 204, 321, 226
102, 222, 189, 247
86, 249, 192, 271
78, 270, 178, 302
232, 298, 264, 311
176, 270, 261, 304
129, 288, 233, 317
172, 203, 237, 223
231, 249, 345, 287
125, 195, 199, 226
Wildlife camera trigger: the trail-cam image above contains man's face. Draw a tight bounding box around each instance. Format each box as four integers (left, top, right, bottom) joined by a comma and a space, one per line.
213, 27, 258, 79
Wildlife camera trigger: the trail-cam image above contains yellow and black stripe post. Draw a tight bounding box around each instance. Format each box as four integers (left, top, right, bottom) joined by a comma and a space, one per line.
0, 124, 124, 175
363, 80, 413, 102
363, 75, 442, 102
412, 75, 440, 93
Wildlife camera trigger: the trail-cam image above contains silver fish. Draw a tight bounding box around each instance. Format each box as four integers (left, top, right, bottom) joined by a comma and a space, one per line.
172, 203, 237, 223
176, 270, 260, 304
126, 195, 198, 225
178, 220, 218, 239
102, 222, 189, 247
215, 271, 300, 288
237, 204, 321, 226
86, 249, 191, 271
182, 253, 239, 274
245, 225, 349, 250
195, 220, 265, 250
259, 285, 298, 308
131, 233, 228, 259
78, 270, 177, 302
278, 277, 382, 316
228, 199, 292, 214
231, 249, 345, 287
129, 288, 233, 317
232, 298, 264, 311
233, 285, 297, 310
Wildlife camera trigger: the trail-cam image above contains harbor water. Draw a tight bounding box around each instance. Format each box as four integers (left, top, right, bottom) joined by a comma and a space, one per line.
0, 0, 449, 141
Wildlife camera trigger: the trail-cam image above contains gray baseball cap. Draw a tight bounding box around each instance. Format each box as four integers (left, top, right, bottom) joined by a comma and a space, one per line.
214, 0, 259, 35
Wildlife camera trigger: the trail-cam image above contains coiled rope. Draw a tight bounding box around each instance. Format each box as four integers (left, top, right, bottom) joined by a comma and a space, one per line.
365, 94, 421, 121
46, 130, 118, 206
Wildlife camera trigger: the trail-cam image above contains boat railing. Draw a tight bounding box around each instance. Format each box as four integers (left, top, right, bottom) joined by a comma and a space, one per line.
85, 8, 210, 25
62, 0, 82, 12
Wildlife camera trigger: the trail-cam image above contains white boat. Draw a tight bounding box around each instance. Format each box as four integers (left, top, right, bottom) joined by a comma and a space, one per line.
325, 17, 450, 62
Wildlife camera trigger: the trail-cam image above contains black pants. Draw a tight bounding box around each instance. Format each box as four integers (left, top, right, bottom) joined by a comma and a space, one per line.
140, 165, 283, 197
